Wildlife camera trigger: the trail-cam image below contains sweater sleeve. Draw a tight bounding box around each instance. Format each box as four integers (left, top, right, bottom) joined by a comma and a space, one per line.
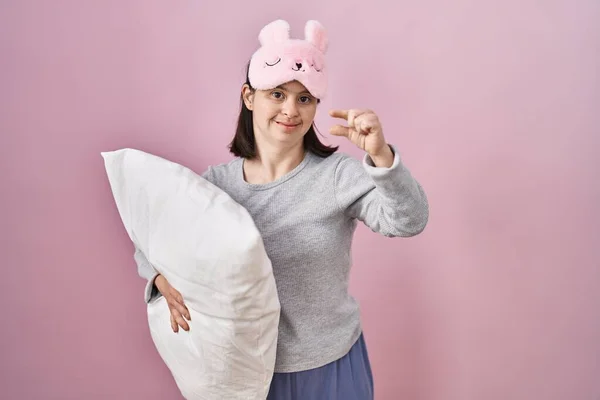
134, 245, 162, 303
132, 167, 215, 303
334, 145, 429, 237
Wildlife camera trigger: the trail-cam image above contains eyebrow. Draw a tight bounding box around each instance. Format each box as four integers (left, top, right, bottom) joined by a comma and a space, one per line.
275, 85, 312, 96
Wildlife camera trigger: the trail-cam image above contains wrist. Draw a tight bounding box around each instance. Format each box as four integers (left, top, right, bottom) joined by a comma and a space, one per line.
368, 144, 394, 168
154, 274, 165, 292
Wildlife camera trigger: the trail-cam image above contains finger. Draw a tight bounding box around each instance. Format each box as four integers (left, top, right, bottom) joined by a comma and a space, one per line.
170, 313, 178, 333
328, 109, 349, 120
170, 290, 190, 320
167, 300, 190, 322
329, 109, 371, 121
177, 303, 191, 321
175, 313, 190, 331
355, 113, 379, 134
352, 115, 365, 134
170, 307, 190, 331
354, 114, 371, 134
167, 296, 187, 321
347, 109, 357, 129
329, 125, 350, 137
350, 109, 373, 129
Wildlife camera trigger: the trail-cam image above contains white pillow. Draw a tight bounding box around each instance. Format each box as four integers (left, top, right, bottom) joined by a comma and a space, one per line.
101, 148, 280, 400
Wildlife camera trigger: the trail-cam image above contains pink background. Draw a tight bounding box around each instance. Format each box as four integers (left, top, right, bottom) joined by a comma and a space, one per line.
2, 0, 599, 399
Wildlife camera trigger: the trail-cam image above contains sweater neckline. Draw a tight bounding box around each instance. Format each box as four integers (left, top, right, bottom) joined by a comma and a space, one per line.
239, 152, 314, 191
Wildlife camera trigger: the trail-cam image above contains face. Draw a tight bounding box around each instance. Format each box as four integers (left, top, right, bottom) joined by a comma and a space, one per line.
242, 80, 318, 149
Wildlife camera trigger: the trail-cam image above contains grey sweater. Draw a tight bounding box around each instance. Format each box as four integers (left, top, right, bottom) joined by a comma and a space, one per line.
134, 145, 429, 373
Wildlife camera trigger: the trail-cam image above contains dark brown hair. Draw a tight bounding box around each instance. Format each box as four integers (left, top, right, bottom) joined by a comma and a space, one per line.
228, 62, 338, 159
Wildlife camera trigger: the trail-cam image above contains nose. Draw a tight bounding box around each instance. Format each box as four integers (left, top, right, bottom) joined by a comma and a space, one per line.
295, 62, 302, 69
281, 97, 299, 117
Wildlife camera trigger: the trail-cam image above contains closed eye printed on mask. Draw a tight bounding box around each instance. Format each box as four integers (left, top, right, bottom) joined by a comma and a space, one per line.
101, 148, 281, 399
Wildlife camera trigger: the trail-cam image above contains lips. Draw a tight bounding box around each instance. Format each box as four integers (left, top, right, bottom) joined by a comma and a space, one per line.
276, 121, 300, 128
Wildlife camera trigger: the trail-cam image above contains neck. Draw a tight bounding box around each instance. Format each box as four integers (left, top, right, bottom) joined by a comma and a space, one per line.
244, 140, 306, 184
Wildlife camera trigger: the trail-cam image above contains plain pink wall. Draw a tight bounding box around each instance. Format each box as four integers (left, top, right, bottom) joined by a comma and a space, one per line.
1, 0, 599, 399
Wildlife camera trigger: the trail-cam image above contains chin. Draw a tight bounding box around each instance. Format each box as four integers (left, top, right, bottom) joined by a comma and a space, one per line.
272, 124, 302, 136
270, 129, 305, 146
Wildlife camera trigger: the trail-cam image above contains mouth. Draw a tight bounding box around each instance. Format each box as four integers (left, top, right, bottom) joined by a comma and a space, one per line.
276, 121, 300, 129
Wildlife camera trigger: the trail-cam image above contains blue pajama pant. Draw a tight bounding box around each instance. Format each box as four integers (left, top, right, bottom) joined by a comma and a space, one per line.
266, 333, 374, 400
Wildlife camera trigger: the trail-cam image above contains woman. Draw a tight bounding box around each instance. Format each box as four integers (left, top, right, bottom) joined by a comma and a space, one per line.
135, 19, 428, 399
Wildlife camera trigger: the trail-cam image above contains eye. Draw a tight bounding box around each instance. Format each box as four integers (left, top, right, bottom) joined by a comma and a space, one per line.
299, 96, 313, 104
265, 58, 281, 67
310, 58, 323, 72
271, 91, 284, 100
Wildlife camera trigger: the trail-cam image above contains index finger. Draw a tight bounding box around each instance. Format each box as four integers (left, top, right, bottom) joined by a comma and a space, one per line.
329, 109, 349, 120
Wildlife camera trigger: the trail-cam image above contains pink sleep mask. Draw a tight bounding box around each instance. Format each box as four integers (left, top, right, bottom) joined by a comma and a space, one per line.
248, 19, 328, 99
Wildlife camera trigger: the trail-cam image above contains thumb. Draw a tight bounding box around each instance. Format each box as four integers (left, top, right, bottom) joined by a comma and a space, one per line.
329, 125, 350, 137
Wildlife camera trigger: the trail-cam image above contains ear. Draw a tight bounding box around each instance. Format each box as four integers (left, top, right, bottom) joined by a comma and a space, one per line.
241, 84, 255, 110
305, 20, 328, 53
258, 19, 290, 46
